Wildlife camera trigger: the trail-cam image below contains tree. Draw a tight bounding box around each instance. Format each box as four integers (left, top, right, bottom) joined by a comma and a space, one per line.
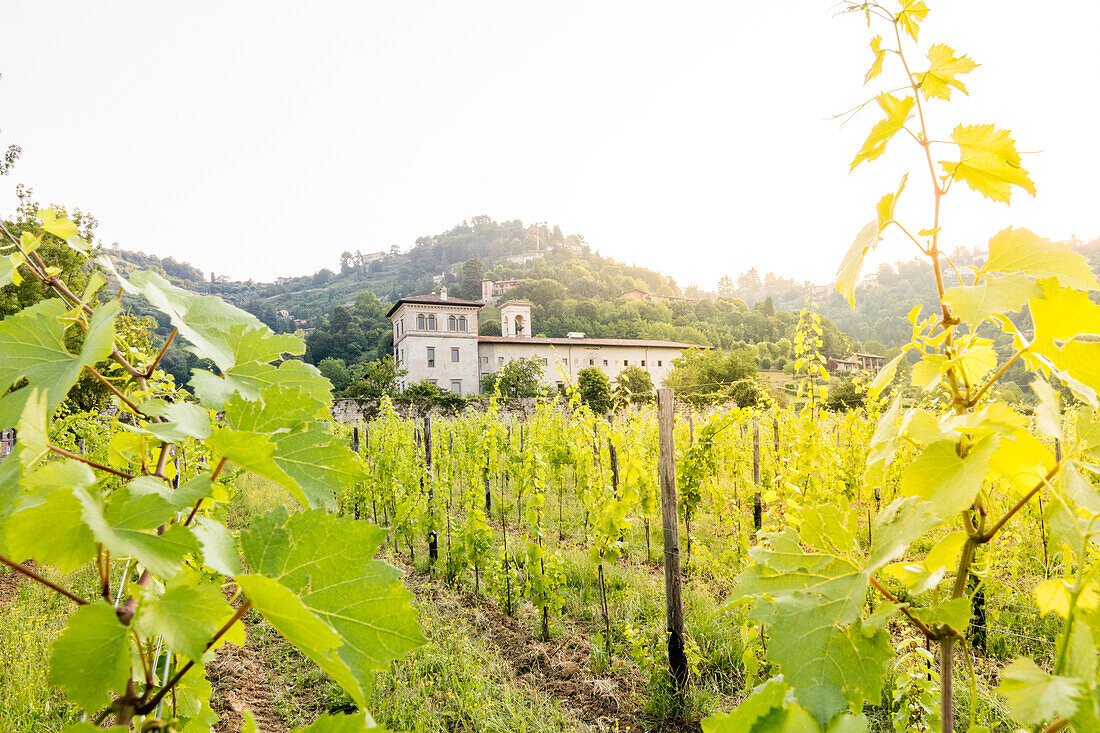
666, 348, 759, 406
482, 357, 544, 398
458, 258, 485, 300
345, 356, 405, 398
717, 275, 736, 298
576, 367, 612, 414
317, 357, 352, 393
825, 377, 864, 411
615, 365, 654, 404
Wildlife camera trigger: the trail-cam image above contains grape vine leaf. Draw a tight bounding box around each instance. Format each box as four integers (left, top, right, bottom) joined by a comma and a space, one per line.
192, 515, 241, 576
61, 724, 128, 733
3, 459, 97, 573
911, 597, 971, 633
37, 208, 80, 240
138, 399, 212, 442
835, 221, 879, 308
918, 43, 977, 100
942, 274, 1040, 325
76, 484, 199, 578
733, 528, 892, 726
239, 507, 424, 707
940, 125, 1036, 203
294, 712, 385, 731
864, 35, 884, 84
983, 229, 1097, 292
0, 298, 118, 427
896, 0, 929, 40
850, 94, 914, 171
997, 657, 1083, 726
136, 572, 234, 661
875, 173, 907, 233
899, 436, 998, 517
49, 601, 131, 712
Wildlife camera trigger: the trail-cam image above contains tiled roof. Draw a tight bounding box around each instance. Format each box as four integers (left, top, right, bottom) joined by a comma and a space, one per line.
478, 336, 704, 349
386, 294, 484, 317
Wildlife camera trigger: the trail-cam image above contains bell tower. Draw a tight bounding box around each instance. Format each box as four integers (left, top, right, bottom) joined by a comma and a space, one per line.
500, 300, 533, 338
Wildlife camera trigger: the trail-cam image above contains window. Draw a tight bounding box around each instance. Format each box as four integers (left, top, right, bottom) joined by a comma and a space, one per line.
498, 356, 504, 365
427, 314, 437, 330
482, 356, 489, 364
560, 357, 567, 365
450, 380, 462, 392
429, 379, 437, 386
451, 347, 459, 362
641, 360, 646, 367
589, 359, 594, 366
541, 358, 548, 366
448, 315, 456, 331
624, 359, 629, 366
417, 313, 426, 330
427, 347, 435, 368
603, 359, 608, 367
459, 316, 468, 332
658, 360, 663, 367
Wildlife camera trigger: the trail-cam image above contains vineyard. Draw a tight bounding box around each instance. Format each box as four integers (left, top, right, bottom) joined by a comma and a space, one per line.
3, 1, 1100, 732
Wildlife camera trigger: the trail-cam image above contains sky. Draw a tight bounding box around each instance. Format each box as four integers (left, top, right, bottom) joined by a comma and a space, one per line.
1, 1, 1098, 290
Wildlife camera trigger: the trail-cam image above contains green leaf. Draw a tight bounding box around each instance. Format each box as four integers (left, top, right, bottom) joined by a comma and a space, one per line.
899, 436, 999, 518
37, 208, 80, 240
0, 298, 119, 426
61, 724, 128, 733
875, 173, 907, 233
49, 601, 131, 712
867, 353, 903, 399
139, 399, 212, 442
912, 597, 971, 633
919, 43, 977, 100
942, 274, 1041, 325
136, 572, 233, 660
193, 359, 331, 411
700, 678, 790, 732
192, 515, 241, 576
3, 460, 98, 573
850, 94, 914, 171
268, 422, 367, 510
997, 657, 1082, 726
835, 221, 878, 308
108, 267, 300, 371
239, 508, 425, 707
984, 229, 1097, 291
941, 126, 1036, 204
76, 486, 198, 578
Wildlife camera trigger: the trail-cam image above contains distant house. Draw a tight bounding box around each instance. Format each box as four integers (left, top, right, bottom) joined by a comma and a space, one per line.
275, 309, 290, 318
504, 252, 543, 265
619, 288, 687, 304
481, 277, 530, 305
828, 352, 886, 374
361, 251, 386, 264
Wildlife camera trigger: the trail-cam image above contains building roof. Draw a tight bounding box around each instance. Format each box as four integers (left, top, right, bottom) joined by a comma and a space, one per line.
499, 299, 533, 308
386, 294, 484, 318
478, 336, 705, 349
851, 352, 885, 359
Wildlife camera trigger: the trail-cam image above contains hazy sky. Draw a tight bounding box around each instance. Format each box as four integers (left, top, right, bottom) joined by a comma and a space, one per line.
2, 2, 1098, 290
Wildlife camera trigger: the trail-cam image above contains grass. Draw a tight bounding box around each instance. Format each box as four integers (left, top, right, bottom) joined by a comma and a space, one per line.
0, 565, 97, 733
253, 591, 592, 732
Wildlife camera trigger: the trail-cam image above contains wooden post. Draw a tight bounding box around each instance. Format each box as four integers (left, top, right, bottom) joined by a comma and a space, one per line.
424, 416, 437, 563
351, 426, 360, 455
753, 416, 762, 533
772, 416, 779, 455
657, 388, 688, 693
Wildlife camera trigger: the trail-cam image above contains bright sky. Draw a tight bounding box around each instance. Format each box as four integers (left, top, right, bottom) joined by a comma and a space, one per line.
2, 2, 1098, 290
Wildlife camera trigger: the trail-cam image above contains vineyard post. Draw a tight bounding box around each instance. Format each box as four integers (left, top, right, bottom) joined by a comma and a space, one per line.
657, 388, 688, 695
752, 416, 762, 533
351, 426, 361, 519
609, 439, 624, 555
424, 416, 437, 563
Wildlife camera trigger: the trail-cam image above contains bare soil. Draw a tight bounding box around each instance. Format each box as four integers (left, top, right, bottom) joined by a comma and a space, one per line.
0, 560, 35, 610
400, 561, 658, 732
208, 608, 289, 733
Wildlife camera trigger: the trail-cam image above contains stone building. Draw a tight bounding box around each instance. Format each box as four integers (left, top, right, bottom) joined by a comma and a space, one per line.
388, 289, 700, 395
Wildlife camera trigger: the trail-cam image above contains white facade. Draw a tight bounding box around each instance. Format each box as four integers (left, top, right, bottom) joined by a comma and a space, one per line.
388, 293, 699, 394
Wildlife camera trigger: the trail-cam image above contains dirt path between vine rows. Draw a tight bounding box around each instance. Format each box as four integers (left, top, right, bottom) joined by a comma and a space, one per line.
397, 561, 702, 733
208, 607, 288, 733
0, 560, 35, 610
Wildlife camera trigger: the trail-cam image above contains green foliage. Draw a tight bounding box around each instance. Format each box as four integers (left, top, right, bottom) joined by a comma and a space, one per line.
481, 357, 546, 398
576, 367, 612, 414
0, 207, 422, 727
666, 348, 760, 407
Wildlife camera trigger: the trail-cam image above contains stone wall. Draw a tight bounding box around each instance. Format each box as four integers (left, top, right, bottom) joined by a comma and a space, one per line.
330, 396, 546, 423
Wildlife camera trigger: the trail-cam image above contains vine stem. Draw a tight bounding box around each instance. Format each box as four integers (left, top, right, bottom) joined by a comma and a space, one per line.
49, 444, 134, 479
136, 600, 251, 716
83, 364, 143, 415
980, 463, 1063, 543
0, 554, 87, 605
869, 575, 935, 639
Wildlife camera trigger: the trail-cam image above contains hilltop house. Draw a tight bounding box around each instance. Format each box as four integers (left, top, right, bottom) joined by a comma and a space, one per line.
828, 352, 886, 374
387, 288, 700, 395
480, 277, 530, 304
